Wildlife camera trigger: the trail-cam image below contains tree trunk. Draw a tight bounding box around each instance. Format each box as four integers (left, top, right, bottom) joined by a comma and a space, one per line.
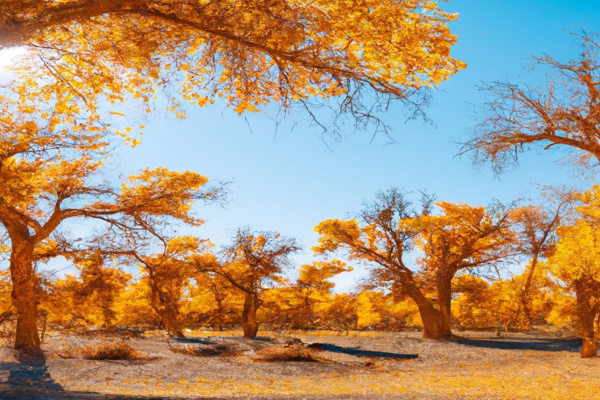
582, 338, 598, 358
101, 303, 116, 328
436, 276, 453, 339
10, 246, 41, 352
160, 309, 185, 339
149, 282, 185, 338
242, 292, 259, 339
519, 253, 540, 329
213, 289, 225, 332
574, 279, 597, 358
419, 304, 450, 339
403, 280, 451, 340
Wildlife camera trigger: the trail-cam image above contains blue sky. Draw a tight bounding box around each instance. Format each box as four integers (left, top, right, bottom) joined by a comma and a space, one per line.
3, 1, 600, 290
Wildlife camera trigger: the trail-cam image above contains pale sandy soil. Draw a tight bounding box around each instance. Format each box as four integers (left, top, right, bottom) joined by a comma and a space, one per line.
0, 329, 598, 399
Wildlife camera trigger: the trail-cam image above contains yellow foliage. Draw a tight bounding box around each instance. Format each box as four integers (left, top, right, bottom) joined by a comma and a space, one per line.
4, 0, 464, 141
550, 219, 600, 282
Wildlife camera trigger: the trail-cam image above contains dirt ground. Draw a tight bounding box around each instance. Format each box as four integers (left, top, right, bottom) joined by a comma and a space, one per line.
0, 329, 598, 399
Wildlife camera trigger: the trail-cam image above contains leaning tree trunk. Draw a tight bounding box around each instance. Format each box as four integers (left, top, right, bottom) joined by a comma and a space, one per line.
242, 292, 259, 339
160, 310, 185, 339
518, 253, 541, 329
575, 279, 598, 358
10, 244, 41, 352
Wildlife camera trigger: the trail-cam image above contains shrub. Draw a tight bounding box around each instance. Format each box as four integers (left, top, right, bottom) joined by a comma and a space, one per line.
254, 344, 317, 362
80, 341, 141, 360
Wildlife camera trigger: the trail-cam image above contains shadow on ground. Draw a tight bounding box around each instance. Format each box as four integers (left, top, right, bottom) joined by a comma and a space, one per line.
171, 334, 420, 359
309, 343, 419, 359
456, 337, 583, 352
0, 352, 194, 400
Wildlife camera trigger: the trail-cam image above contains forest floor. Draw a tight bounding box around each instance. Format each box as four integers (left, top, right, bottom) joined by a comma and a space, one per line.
0, 328, 598, 399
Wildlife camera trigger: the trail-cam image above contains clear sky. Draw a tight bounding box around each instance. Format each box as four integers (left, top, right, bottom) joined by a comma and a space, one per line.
2, 1, 600, 290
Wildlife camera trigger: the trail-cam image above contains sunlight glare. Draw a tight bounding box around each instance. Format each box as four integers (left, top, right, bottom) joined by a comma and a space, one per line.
0, 46, 25, 71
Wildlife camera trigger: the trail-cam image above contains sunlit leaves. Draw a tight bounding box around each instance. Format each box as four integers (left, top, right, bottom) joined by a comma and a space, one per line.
550, 221, 600, 282
552, 185, 600, 282
414, 201, 515, 278
118, 168, 211, 226
314, 220, 361, 254
3, 0, 464, 139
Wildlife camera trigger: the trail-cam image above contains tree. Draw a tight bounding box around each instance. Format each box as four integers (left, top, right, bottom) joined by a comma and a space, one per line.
197, 227, 300, 338
509, 191, 572, 326
290, 260, 350, 329
452, 274, 496, 330
69, 252, 132, 328
355, 290, 413, 331
412, 201, 515, 338
547, 185, 600, 357
125, 236, 206, 338
1, 0, 465, 140
113, 280, 162, 329
462, 32, 600, 173
0, 267, 15, 331
314, 188, 515, 340
548, 219, 600, 357
40, 256, 132, 330
185, 270, 243, 331
0, 94, 223, 352
320, 293, 359, 331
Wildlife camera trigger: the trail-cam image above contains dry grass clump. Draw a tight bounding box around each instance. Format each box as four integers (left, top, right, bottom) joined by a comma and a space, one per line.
79, 341, 142, 360
254, 344, 318, 362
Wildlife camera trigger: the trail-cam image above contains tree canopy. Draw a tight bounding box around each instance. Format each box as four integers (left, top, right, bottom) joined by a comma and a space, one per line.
1, 0, 465, 138
463, 32, 600, 173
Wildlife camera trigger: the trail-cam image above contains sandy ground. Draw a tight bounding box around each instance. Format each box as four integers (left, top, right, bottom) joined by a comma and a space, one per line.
0, 329, 598, 399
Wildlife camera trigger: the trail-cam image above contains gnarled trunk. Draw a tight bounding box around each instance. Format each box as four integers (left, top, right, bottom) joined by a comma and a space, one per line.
242, 292, 259, 339
419, 304, 451, 339
403, 279, 451, 340
10, 245, 41, 352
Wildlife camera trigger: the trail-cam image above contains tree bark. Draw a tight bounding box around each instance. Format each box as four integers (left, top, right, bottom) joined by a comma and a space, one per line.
436, 276, 453, 339
419, 304, 450, 340
0, 0, 148, 49
403, 280, 451, 340
158, 307, 185, 339
10, 244, 41, 352
574, 279, 598, 358
242, 292, 259, 339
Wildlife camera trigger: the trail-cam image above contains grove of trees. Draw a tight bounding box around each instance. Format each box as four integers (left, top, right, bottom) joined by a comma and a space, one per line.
0, 1, 599, 361
2, 183, 599, 356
